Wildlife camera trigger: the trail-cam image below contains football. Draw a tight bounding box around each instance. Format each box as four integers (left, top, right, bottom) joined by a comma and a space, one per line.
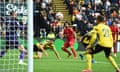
55, 12, 64, 20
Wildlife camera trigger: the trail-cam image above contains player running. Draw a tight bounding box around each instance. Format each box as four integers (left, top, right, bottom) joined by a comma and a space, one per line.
61, 21, 77, 59
82, 15, 120, 72
109, 21, 119, 57
79, 30, 97, 63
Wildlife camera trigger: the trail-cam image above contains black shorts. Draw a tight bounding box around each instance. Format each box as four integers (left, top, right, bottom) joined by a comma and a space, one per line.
5, 35, 20, 49
6, 40, 20, 49
82, 43, 88, 47
89, 44, 111, 57
33, 45, 42, 52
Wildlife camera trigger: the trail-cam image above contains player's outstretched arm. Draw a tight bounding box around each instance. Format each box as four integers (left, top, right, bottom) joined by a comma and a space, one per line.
73, 31, 77, 42
38, 44, 48, 57
87, 30, 97, 49
52, 46, 61, 60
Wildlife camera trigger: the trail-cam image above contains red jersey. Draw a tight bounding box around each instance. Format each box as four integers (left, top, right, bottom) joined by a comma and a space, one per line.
64, 27, 75, 40
109, 25, 119, 40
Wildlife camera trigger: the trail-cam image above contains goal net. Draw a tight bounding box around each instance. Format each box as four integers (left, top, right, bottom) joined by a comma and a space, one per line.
0, 0, 33, 72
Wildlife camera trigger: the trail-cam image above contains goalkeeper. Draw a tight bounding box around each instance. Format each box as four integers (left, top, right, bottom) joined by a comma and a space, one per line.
0, 11, 27, 65
33, 32, 61, 60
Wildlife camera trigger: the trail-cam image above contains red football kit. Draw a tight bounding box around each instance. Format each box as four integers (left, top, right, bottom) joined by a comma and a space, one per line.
62, 27, 77, 59
63, 28, 75, 47
109, 25, 119, 55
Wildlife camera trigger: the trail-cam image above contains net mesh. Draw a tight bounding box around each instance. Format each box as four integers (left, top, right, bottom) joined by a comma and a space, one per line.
0, 0, 28, 72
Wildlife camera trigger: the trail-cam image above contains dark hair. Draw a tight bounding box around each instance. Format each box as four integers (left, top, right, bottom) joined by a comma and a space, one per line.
64, 21, 70, 26
96, 15, 104, 22
49, 38, 55, 41
10, 11, 16, 15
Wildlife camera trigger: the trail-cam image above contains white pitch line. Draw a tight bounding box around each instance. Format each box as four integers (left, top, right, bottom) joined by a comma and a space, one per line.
38, 59, 120, 66
39, 59, 120, 65
93, 61, 120, 66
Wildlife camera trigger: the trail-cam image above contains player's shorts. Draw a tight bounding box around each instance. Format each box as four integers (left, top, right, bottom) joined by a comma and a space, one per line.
89, 44, 111, 57
33, 45, 42, 52
82, 43, 88, 47
64, 38, 75, 48
5, 40, 20, 49
5, 34, 20, 49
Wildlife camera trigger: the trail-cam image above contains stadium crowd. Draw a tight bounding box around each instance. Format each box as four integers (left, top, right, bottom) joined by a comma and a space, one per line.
64, 0, 120, 35
0, 0, 120, 52
64, 0, 120, 55
33, 0, 120, 43
0, 0, 120, 71
0, 0, 120, 49
1, 0, 120, 46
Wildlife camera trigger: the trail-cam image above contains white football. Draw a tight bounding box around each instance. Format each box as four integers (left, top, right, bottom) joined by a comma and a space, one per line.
55, 12, 64, 19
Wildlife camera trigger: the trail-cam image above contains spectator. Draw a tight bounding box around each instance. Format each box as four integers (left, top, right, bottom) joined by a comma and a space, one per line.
109, 21, 119, 57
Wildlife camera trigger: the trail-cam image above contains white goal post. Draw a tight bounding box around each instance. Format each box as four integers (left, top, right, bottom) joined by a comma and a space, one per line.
27, 0, 33, 72
0, 0, 33, 72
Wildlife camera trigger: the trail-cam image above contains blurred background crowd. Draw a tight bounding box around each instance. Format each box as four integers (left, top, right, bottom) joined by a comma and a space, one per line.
0, 0, 120, 40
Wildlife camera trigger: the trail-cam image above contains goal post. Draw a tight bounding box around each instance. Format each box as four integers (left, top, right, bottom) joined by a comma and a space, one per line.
0, 0, 33, 72
27, 0, 33, 72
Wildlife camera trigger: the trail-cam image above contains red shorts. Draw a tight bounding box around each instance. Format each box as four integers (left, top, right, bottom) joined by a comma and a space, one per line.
64, 38, 75, 48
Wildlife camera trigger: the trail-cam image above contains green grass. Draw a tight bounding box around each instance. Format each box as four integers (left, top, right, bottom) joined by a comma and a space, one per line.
34, 51, 120, 72
0, 50, 120, 72
0, 49, 28, 72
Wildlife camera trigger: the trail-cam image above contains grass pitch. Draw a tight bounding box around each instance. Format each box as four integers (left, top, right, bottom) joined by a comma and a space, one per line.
34, 51, 120, 72
0, 49, 120, 72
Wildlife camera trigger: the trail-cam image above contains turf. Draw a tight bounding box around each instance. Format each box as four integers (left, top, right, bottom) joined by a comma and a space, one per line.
0, 49, 120, 72
34, 51, 120, 72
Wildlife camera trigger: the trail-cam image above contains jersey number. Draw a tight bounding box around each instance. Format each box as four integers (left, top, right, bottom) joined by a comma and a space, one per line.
102, 28, 109, 37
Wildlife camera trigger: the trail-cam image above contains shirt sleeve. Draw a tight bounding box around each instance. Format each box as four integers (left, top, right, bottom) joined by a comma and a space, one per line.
87, 28, 97, 48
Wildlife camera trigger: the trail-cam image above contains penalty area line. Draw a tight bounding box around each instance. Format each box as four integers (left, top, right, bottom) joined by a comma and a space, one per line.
95, 61, 120, 66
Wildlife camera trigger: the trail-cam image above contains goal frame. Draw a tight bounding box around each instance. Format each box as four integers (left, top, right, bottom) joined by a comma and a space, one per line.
27, 0, 33, 72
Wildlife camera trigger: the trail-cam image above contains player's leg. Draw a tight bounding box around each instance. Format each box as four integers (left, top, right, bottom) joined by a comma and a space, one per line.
18, 44, 27, 65
82, 45, 103, 72
62, 41, 71, 58
82, 53, 92, 72
79, 47, 96, 63
0, 48, 8, 57
69, 39, 77, 59
90, 47, 96, 63
33, 45, 42, 59
91, 55, 96, 63
82, 48, 93, 72
34, 51, 42, 59
80, 52, 96, 63
0, 41, 9, 57
52, 45, 61, 60
79, 43, 87, 60
113, 42, 117, 57
79, 53, 84, 60
104, 48, 120, 72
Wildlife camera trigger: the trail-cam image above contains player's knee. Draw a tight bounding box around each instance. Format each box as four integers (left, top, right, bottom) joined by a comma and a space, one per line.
62, 47, 65, 50
62, 47, 66, 50
34, 55, 42, 59
69, 45, 74, 49
37, 52, 42, 59
105, 55, 109, 58
37, 55, 42, 59
86, 48, 92, 54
